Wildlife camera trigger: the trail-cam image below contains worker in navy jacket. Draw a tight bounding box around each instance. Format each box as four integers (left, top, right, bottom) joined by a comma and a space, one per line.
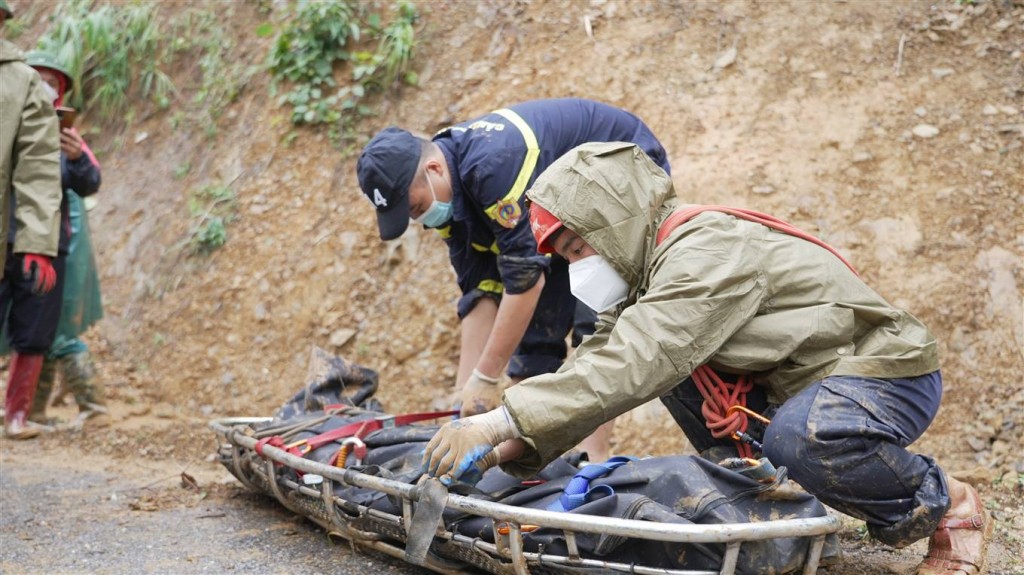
357, 98, 670, 461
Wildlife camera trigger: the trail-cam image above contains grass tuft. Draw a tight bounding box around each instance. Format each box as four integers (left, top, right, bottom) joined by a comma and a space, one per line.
36, 0, 173, 120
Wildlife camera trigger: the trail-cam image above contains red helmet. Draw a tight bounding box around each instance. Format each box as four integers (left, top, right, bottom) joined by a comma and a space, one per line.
529, 202, 562, 255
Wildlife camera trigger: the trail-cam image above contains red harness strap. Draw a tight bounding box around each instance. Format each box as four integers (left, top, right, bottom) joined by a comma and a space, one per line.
656, 205, 859, 458
657, 205, 859, 276
258, 410, 460, 460
255, 436, 286, 457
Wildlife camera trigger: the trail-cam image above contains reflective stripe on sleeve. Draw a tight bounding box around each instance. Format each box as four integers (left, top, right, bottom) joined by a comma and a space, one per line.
471, 241, 500, 254
478, 279, 503, 294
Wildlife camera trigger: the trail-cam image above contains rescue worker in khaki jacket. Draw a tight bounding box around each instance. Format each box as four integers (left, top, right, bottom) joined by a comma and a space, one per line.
423, 143, 990, 575
0, 1, 64, 440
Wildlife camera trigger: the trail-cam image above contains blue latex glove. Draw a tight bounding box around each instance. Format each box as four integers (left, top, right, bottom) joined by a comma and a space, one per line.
422, 407, 519, 485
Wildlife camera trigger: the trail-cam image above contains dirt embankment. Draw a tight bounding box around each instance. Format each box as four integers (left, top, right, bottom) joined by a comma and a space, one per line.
2, 1, 1022, 574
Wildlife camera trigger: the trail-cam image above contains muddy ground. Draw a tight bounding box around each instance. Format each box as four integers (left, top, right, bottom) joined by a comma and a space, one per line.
1, 1, 1022, 574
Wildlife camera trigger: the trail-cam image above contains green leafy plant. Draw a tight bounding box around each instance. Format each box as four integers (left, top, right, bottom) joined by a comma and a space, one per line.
376, 1, 419, 87
3, 18, 28, 40
3, 3, 44, 41
268, 0, 417, 130
187, 184, 237, 255
269, 0, 360, 126
854, 523, 871, 541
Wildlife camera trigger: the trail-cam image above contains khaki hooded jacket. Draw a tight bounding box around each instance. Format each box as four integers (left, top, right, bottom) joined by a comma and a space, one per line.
503, 142, 939, 476
0, 39, 62, 275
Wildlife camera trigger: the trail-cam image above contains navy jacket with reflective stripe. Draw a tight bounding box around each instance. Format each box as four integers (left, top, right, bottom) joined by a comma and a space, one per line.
431, 98, 670, 311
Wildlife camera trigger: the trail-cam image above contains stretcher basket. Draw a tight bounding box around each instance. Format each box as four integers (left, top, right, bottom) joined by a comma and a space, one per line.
210, 417, 841, 575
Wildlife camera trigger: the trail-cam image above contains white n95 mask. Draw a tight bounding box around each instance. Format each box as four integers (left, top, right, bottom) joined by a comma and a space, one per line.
40, 81, 59, 105
569, 255, 630, 313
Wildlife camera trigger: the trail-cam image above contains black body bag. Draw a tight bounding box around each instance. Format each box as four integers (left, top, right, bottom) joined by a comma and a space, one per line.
230, 353, 839, 574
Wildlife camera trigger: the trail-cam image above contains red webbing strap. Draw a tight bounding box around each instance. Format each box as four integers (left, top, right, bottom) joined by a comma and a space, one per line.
656, 204, 859, 458
391, 410, 460, 426
255, 436, 285, 458
288, 409, 460, 454
656, 205, 859, 276
297, 419, 378, 453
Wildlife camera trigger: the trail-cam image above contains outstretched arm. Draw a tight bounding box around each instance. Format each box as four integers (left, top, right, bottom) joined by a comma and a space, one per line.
457, 274, 543, 416
474, 273, 543, 377
502, 220, 767, 476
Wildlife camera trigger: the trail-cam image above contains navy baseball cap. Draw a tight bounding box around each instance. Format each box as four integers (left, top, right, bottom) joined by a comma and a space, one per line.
357, 127, 422, 241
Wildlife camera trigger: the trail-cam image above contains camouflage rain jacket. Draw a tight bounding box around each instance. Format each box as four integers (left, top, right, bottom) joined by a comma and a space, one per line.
0, 39, 62, 274
502, 142, 939, 476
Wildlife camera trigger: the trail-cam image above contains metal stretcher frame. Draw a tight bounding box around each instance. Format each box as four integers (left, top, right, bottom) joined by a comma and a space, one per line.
210, 417, 842, 575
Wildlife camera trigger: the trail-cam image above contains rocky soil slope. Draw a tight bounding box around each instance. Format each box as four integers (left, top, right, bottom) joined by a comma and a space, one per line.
2, 1, 1022, 573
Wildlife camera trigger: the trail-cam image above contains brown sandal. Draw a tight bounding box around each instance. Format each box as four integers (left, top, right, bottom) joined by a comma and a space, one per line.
916, 486, 993, 575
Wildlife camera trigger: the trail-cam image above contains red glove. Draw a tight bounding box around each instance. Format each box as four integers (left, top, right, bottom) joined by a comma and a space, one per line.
22, 254, 56, 295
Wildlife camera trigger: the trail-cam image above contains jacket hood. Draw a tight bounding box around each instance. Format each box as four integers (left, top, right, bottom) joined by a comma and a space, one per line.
0, 39, 26, 64
525, 142, 676, 287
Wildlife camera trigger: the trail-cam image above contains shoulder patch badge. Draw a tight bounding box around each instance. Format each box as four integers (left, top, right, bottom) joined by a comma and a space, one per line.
494, 199, 522, 229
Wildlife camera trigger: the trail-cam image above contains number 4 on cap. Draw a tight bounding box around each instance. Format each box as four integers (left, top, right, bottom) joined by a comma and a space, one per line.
372, 188, 388, 208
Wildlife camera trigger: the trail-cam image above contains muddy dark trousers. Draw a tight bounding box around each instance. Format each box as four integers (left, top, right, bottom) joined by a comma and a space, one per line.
763, 372, 949, 548
508, 257, 596, 379
1, 250, 66, 354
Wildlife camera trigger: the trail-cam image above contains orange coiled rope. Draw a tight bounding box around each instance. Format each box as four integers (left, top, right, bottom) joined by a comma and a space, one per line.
692, 366, 755, 459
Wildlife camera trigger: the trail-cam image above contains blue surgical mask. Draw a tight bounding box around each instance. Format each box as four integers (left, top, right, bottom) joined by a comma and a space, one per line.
414, 169, 452, 228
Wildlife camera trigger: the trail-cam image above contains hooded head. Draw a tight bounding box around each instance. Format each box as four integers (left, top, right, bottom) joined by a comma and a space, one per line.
526, 142, 676, 288
26, 50, 73, 107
